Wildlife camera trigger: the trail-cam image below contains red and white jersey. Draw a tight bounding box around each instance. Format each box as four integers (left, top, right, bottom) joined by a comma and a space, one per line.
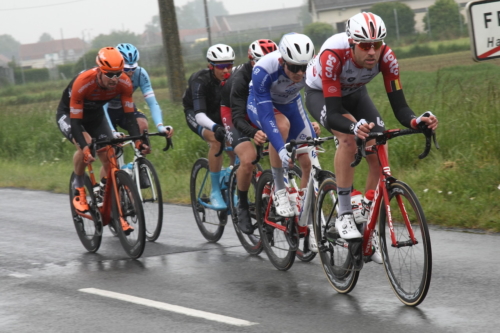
305, 33, 402, 97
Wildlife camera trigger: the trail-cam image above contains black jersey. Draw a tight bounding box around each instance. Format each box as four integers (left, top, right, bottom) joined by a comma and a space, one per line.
220, 61, 257, 138
182, 68, 224, 125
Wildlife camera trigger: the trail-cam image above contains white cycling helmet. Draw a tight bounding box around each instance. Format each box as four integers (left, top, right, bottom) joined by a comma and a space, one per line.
279, 33, 315, 65
346, 12, 387, 42
206, 44, 235, 62
248, 39, 278, 61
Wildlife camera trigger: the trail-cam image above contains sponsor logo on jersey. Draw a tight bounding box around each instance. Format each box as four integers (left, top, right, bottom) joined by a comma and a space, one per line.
324, 54, 337, 79
382, 51, 399, 75
328, 86, 337, 94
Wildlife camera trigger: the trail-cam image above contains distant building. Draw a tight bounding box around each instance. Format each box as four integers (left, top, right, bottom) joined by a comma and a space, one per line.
309, 0, 467, 33
212, 6, 304, 38
19, 38, 86, 69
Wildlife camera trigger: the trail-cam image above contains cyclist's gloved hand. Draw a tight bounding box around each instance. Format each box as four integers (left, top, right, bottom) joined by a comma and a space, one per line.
212, 124, 226, 143
158, 125, 174, 138
278, 147, 291, 169
82, 146, 95, 164
135, 140, 151, 155
412, 111, 438, 131
112, 131, 125, 139
352, 119, 373, 140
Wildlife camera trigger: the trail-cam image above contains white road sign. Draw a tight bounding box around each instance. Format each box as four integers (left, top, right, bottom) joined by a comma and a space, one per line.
466, 0, 500, 61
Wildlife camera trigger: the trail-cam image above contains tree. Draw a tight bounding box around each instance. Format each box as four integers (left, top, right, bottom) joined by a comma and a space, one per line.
176, 0, 228, 30
39, 33, 54, 43
423, 0, 465, 39
144, 15, 162, 45
304, 22, 334, 48
370, 2, 415, 39
0, 34, 20, 60
91, 31, 140, 49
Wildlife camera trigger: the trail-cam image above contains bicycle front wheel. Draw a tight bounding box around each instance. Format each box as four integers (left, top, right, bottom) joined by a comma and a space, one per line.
379, 181, 432, 306
112, 170, 146, 259
314, 177, 359, 293
190, 158, 225, 242
255, 170, 296, 271
136, 158, 163, 242
228, 164, 263, 255
69, 172, 102, 253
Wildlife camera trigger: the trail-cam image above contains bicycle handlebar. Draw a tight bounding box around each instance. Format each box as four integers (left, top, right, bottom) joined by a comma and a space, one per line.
251, 140, 270, 165
350, 127, 439, 167
93, 130, 174, 153
284, 136, 336, 164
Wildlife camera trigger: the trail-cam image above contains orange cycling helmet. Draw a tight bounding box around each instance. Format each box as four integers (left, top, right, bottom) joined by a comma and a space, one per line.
95, 47, 124, 72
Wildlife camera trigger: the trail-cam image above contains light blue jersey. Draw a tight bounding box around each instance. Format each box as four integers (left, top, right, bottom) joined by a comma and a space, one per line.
104, 67, 164, 131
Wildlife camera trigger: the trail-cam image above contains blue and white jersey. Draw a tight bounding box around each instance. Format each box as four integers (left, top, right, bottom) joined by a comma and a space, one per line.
248, 50, 314, 154
105, 66, 163, 129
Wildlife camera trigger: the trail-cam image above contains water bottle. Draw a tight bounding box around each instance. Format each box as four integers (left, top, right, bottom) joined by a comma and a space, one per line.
121, 162, 134, 177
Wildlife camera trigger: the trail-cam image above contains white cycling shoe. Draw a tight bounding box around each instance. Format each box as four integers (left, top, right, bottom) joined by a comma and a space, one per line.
370, 229, 383, 264
273, 188, 294, 217
308, 225, 318, 253
335, 213, 362, 239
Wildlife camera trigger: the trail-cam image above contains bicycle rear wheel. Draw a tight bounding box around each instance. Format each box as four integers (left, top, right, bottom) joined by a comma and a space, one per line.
69, 173, 102, 253
136, 158, 163, 242
228, 164, 263, 255
112, 170, 146, 259
314, 177, 359, 293
190, 158, 225, 242
379, 181, 432, 306
255, 170, 296, 271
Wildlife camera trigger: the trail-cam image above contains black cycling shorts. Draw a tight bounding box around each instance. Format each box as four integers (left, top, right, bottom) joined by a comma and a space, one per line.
305, 85, 386, 133
56, 111, 113, 143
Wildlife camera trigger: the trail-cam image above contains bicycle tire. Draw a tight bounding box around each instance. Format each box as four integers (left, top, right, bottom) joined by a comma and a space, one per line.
287, 165, 318, 263
112, 170, 146, 259
190, 158, 225, 242
314, 177, 359, 293
255, 170, 296, 271
136, 158, 163, 242
228, 164, 263, 255
379, 180, 432, 306
69, 172, 102, 253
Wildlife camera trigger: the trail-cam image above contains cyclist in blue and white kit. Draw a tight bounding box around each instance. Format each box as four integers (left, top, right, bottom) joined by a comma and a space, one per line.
247, 33, 317, 220
104, 43, 174, 138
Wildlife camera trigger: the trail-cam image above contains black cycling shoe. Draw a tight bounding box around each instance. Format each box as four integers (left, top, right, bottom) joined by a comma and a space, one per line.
237, 205, 254, 235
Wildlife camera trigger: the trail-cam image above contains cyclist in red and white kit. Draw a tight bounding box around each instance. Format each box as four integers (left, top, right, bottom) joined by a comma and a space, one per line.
305, 12, 438, 260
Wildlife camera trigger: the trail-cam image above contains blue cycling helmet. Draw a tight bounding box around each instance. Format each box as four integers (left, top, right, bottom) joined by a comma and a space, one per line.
116, 43, 139, 66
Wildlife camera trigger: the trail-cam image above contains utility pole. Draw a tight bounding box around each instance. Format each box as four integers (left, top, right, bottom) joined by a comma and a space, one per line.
157, 0, 186, 103
204, 0, 212, 46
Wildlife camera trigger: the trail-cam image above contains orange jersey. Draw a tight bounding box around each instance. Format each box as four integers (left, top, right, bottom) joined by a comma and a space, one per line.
60, 68, 134, 120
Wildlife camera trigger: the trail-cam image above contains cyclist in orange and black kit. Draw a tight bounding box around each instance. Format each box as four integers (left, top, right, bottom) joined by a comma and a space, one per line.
56, 47, 149, 214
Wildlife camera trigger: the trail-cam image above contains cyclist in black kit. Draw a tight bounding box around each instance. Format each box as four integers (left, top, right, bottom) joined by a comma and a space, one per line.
183, 43, 235, 210
220, 39, 277, 234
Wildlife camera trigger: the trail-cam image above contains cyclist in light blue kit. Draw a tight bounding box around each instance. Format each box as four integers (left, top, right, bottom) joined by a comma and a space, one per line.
104, 43, 174, 138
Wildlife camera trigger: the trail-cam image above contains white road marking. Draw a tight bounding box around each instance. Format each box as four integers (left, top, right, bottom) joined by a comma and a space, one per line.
79, 288, 258, 327
8, 273, 31, 278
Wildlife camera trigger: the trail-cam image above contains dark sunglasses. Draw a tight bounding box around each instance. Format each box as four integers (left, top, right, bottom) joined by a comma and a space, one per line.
285, 62, 307, 74
210, 62, 233, 70
103, 71, 122, 79
124, 67, 137, 72
356, 41, 383, 51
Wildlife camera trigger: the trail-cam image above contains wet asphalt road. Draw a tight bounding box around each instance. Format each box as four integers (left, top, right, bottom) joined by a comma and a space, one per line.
1, 188, 499, 333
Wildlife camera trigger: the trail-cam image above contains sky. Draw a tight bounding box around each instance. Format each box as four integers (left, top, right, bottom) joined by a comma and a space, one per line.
0, 0, 306, 45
